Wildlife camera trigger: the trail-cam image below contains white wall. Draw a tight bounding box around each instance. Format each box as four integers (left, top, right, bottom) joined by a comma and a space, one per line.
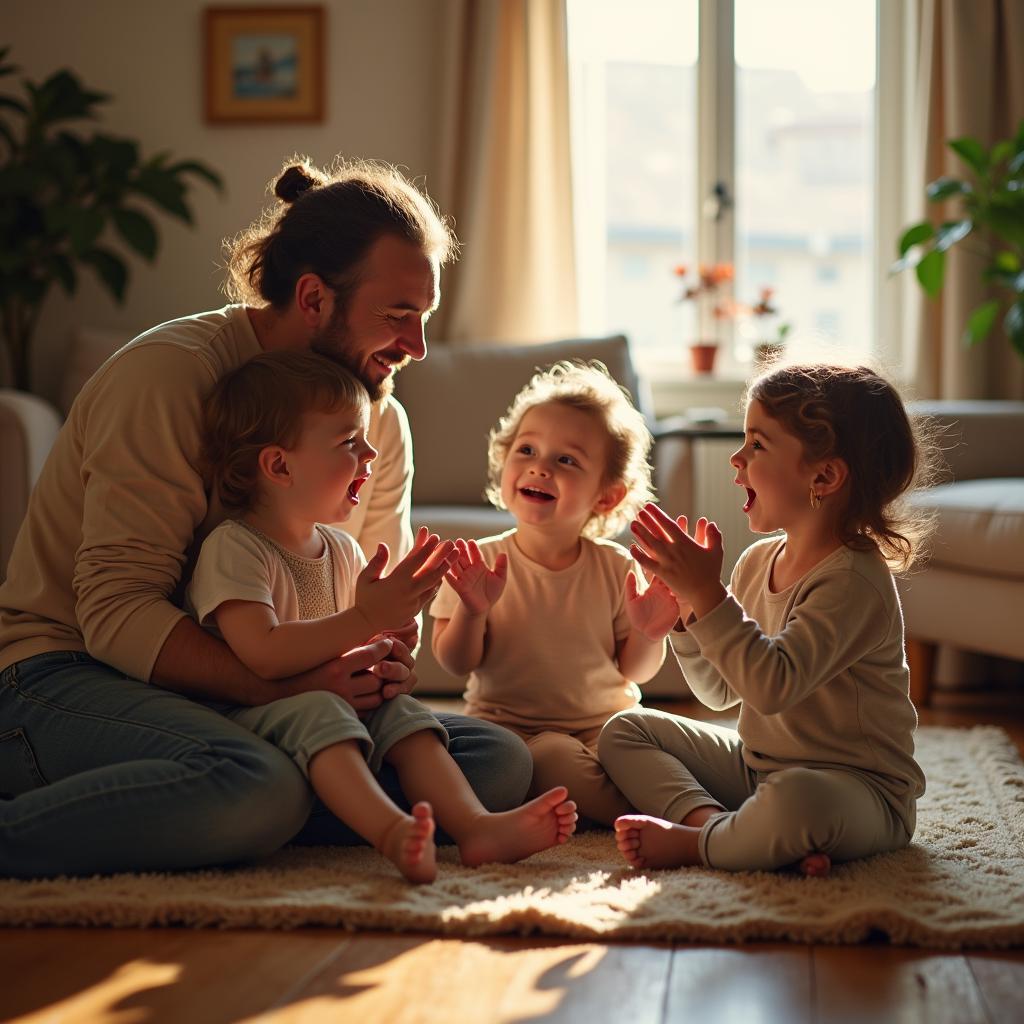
4, 0, 447, 403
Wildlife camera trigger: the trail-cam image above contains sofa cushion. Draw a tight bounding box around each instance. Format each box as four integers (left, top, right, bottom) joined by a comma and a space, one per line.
910, 478, 1024, 579
394, 335, 649, 507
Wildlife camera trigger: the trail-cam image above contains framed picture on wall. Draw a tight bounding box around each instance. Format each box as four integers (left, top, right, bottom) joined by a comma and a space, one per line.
204, 6, 325, 123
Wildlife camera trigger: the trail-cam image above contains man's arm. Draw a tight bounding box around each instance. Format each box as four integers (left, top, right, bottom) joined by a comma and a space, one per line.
152, 616, 400, 711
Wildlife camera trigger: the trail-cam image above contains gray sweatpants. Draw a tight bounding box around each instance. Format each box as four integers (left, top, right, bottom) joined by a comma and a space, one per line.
598, 708, 911, 872
225, 692, 448, 777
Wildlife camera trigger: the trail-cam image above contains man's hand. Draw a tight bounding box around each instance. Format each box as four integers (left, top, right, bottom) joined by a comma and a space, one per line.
372, 635, 418, 699
446, 538, 508, 615
287, 638, 393, 712
354, 527, 457, 633
376, 617, 419, 653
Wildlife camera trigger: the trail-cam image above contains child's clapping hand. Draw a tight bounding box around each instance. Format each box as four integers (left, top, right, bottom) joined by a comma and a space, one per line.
356, 527, 458, 634
630, 503, 727, 620
446, 538, 509, 615
624, 570, 680, 641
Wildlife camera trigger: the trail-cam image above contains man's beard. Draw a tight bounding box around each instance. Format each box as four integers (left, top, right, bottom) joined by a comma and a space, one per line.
310, 309, 408, 402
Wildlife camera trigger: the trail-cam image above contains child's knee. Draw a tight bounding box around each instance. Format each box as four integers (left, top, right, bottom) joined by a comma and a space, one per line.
597, 708, 646, 758
760, 768, 842, 832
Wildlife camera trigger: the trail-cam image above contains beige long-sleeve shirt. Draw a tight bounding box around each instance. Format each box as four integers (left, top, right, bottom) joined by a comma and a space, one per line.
0, 305, 413, 681
670, 537, 925, 830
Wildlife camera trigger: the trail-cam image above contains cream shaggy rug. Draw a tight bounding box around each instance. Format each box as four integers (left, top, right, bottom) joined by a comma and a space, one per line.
2, 726, 1023, 948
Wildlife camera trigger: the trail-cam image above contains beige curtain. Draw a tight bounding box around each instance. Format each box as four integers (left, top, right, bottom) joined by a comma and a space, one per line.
429, 0, 578, 345
909, 0, 1024, 398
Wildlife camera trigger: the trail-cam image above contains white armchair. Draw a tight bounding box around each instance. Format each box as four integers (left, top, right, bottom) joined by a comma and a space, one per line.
900, 401, 1024, 706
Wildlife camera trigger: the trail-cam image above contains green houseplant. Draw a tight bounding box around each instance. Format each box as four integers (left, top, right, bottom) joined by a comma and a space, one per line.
892, 120, 1024, 359
0, 49, 223, 391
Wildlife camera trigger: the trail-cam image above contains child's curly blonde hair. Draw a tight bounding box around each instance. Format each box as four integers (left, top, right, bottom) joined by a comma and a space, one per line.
485, 360, 654, 539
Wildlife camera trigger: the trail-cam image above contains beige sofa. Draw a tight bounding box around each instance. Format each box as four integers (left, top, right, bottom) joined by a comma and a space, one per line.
899, 401, 1024, 706
0, 328, 695, 698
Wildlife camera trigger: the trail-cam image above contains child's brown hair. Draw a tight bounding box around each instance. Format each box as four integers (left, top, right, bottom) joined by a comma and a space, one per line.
486, 360, 654, 539
746, 363, 939, 571
202, 350, 369, 515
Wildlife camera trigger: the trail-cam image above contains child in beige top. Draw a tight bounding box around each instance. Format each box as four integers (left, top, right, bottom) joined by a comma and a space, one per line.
188, 351, 576, 884
431, 362, 680, 824
600, 363, 932, 875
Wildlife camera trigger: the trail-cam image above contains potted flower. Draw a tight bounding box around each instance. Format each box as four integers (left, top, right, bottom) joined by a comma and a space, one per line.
674, 262, 734, 375
746, 287, 791, 366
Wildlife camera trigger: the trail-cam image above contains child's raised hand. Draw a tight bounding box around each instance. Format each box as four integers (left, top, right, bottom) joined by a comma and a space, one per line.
446, 538, 508, 615
624, 570, 680, 641
630, 503, 726, 618
355, 527, 457, 633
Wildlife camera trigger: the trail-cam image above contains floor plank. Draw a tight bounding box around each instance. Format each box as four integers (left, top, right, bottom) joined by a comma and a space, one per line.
665, 944, 813, 1024
966, 953, 1024, 1024
260, 934, 673, 1024
812, 945, 990, 1024
0, 927, 352, 1024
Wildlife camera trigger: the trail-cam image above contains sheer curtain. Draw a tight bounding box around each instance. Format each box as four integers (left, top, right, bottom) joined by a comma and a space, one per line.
429, 0, 578, 345
907, 0, 1024, 399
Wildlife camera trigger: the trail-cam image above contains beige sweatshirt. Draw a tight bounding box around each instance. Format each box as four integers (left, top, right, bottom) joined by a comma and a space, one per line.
670, 536, 925, 829
0, 305, 413, 681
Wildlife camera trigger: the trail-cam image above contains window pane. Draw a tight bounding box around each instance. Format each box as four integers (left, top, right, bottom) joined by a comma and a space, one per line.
734, 0, 876, 364
567, 0, 699, 364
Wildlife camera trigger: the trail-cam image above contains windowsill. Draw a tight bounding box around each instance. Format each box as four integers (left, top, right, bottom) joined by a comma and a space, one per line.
640, 361, 749, 421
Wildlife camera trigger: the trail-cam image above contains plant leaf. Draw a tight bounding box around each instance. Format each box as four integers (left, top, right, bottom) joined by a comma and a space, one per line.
916, 249, 946, 297
167, 160, 225, 193
949, 137, 989, 176
898, 222, 934, 256
963, 299, 1000, 346
994, 250, 1022, 273
1006, 300, 1024, 358
113, 207, 158, 260
131, 167, 191, 223
68, 207, 106, 255
926, 177, 971, 202
47, 252, 77, 295
81, 246, 127, 303
934, 219, 972, 252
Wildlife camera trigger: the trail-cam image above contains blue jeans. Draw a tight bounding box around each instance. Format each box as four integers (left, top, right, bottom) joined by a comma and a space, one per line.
0, 651, 533, 878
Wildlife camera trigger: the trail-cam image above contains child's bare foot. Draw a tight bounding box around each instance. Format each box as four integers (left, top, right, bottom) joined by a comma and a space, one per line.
614, 814, 701, 869
378, 801, 437, 884
798, 851, 831, 877
458, 786, 577, 867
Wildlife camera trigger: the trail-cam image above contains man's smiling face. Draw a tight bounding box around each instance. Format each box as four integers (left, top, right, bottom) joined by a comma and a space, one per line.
311, 234, 440, 401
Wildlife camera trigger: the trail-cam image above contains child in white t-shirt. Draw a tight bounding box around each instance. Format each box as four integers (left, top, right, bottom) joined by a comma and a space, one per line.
430, 361, 680, 824
187, 350, 577, 883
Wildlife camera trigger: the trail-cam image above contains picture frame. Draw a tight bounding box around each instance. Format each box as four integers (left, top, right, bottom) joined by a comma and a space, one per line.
204, 6, 325, 123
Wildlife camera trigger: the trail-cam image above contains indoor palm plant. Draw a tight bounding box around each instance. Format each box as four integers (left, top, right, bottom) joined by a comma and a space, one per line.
892, 120, 1024, 359
0, 48, 223, 391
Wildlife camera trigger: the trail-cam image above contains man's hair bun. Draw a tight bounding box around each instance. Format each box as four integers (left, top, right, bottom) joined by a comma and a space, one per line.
274, 164, 320, 204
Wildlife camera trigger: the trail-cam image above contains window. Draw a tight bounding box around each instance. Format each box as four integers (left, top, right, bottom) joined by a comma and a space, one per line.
568, 0, 887, 378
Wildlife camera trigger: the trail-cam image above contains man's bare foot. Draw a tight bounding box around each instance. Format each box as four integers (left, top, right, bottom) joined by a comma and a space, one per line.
378, 801, 437, 884
458, 787, 577, 867
798, 852, 831, 877
613, 814, 701, 869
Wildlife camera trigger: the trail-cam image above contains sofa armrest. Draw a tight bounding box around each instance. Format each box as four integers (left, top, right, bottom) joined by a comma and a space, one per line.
0, 389, 62, 579
908, 400, 1024, 482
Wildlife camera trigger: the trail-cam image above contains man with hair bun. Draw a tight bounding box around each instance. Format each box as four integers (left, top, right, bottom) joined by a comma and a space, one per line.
0, 157, 533, 878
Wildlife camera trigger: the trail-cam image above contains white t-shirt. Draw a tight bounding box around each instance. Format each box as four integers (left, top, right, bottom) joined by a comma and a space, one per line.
430, 529, 644, 731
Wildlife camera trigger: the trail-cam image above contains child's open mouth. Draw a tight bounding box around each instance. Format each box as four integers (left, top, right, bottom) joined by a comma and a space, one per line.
519, 486, 555, 503
742, 487, 756, 513
347, 475, 370, 504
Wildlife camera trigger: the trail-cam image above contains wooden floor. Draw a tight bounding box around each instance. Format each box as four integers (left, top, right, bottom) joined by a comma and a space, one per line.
3, 695, 1023, 1024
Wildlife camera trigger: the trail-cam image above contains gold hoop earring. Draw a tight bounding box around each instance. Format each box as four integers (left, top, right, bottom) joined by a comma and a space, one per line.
809, 487, 822, 510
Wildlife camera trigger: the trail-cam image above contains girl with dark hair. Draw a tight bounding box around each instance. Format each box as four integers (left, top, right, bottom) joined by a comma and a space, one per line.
599, 364, 935, 876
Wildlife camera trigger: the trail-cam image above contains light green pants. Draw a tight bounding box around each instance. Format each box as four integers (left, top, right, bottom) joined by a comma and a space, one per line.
226, 692, 448, 777
598, 708, 912, 872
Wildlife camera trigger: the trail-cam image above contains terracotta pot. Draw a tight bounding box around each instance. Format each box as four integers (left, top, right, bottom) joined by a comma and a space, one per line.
689, 342, 719, 376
